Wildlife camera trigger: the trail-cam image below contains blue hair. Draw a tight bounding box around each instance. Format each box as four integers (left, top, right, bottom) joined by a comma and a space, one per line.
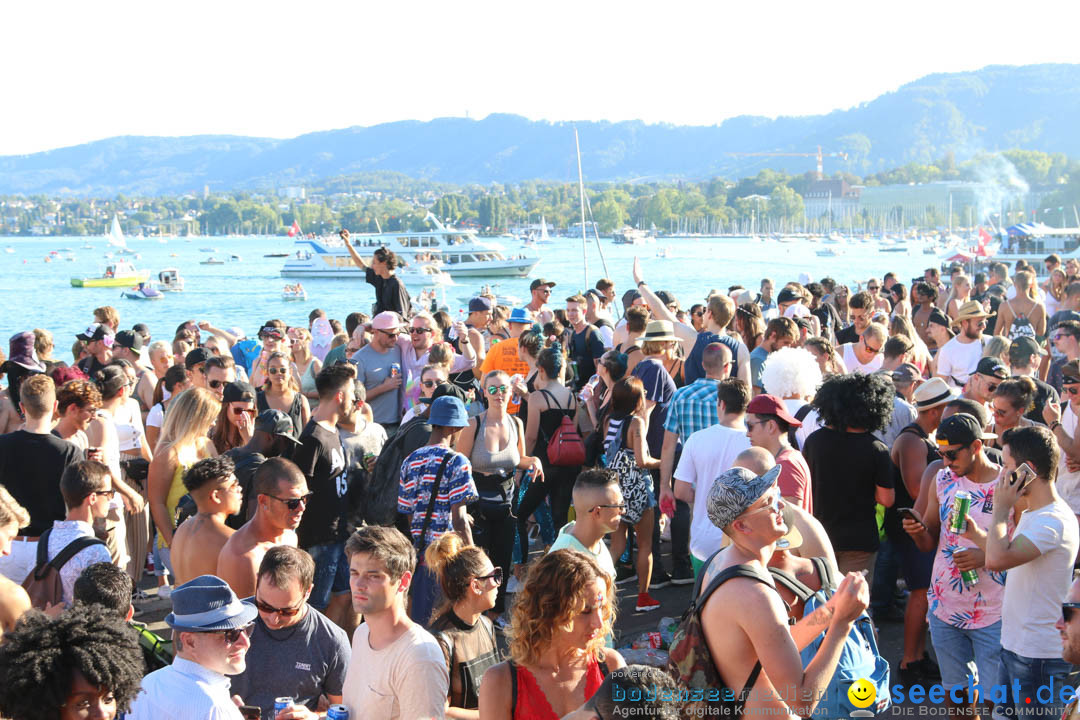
538, 342, 564, 379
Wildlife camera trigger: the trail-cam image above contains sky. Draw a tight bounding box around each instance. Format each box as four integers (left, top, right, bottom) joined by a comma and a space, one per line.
4, 0, 1080, 156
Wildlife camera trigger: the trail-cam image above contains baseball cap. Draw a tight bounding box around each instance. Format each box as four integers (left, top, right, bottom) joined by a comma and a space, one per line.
77, 323, 114, 344
622, 289, 643, 308
185, 347, 211, 369
258, 325, 284, 340
975, 356, 1009, 380
927, 309, 951, 329
706, 465, 782, 531
746, 394, 803, 427
936, 413, 995, 447
777, 287, 801, 305
1009, 336, 1047, 362
654, 290, 677, 308
419, 382, 469, 405
530, 278, 556, 291
253, 409, 301, 445
114, 330, 144, 352
891, 362, 921, 385
222, 381, 256, 404
468, 296, 493, 313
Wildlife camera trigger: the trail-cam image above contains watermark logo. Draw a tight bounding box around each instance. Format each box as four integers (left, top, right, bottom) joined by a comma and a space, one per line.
848, 678, 877, 717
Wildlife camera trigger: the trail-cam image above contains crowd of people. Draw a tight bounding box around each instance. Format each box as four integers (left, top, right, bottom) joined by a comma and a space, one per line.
0, 247, 1080, 719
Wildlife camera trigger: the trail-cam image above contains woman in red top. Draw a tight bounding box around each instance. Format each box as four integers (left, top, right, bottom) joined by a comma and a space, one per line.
479, 550, 625, 719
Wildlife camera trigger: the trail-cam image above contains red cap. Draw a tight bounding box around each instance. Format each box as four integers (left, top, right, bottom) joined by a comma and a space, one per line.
746, 393, 803, 427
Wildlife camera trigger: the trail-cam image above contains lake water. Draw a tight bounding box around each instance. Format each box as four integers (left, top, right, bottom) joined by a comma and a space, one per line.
0, 234, 938, 357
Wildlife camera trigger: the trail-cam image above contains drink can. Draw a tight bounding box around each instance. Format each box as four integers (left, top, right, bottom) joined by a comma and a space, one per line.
961, 567, 979, 587
274, 698, 294, 714
390, 362, 400, 378
948, 490, 971, 534
327, 705, 350, 720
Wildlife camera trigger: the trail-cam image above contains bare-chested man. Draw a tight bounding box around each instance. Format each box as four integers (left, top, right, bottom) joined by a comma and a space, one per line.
694, 452, 869, 716
216, 457, 308, 599
170, 456, 242, 585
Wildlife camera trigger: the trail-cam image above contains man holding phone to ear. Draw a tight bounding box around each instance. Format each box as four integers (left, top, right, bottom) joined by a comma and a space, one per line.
960, 426, 1079, 720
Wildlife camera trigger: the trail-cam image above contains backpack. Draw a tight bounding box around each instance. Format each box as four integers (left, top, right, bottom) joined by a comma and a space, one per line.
768, 557, 891, 717
786, 404, 815, 451
1005, 299, 1037, 341
231, 338, 261, 376
667, 556, 773, 715
537, 389, 585, 466
368, 416, 431, 526
21, 527, 106, 610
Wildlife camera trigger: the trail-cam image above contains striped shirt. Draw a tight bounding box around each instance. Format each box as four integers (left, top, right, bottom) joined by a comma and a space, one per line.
398, 445, 478, 547
663, 378, 720, 442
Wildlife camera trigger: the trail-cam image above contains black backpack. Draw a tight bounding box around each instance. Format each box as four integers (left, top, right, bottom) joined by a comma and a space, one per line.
367, 415, 431, 526
22, 528, 105, 610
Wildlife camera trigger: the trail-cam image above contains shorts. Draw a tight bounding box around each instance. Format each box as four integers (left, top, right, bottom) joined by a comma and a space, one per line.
308, 541, 350, 610
897, 534, 934, 590
609, 450, 655, 525
928, 613, 1002, 692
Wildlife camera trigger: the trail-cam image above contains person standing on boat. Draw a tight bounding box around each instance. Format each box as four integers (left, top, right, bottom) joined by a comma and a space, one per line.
340, 229, 411, 317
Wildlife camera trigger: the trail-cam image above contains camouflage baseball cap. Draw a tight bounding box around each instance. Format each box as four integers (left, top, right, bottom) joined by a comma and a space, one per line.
706, 465, 782, 531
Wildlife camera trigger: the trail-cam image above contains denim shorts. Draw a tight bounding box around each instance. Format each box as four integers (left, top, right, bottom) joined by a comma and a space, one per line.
307, 541, 350, 610
997, 648, 1075, 718
928, 613, 1003, 691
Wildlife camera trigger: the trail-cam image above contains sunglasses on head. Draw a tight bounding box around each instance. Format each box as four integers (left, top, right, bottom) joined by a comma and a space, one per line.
1064, 602, 1080, 623
475, 567, 503, 586
487, 384, 509, 395
201, 623, 254, 645
264, 492, 313, 511
253, 595, 305, 618
938, 443, 971, 461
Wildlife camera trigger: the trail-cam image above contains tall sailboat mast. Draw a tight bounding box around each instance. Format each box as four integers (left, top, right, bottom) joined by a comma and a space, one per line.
575, 127, 588, 287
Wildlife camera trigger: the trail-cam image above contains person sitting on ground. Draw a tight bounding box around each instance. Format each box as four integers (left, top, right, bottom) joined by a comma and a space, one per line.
0, 602, 145, 720
478, 549, 626, 719
217, 458, 308, 600
170, 456, 242, 586
0, 485, 31, 637
341, 526, 448, 719
426, 533, 503, 718
231, 546, 350, 720
549, 468, 623, 579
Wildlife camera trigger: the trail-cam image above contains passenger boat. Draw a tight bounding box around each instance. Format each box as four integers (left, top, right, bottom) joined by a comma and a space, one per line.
280, 214, 539, 279
71, 260, 150, 288
121, 283, 164, 301
157, 268, 185, 292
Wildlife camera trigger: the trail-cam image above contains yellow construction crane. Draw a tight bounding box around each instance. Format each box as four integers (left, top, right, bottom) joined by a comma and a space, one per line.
727, 145, 848, 180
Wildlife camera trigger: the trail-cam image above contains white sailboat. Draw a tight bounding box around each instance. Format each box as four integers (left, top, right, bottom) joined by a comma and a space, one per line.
106, 216, 139, 256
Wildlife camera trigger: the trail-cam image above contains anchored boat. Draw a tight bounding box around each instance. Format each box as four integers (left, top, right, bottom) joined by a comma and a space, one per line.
71, 260, 150, 288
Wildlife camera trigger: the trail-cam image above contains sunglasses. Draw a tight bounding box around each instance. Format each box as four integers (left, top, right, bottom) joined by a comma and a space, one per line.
421, 379, 439, 388
377, 329, 399, 338
590, 503, 626, 513
863, 340, 882, 354
208, 379, 226, 389
201, 623, 254, 645
254, 596, 305, 618
487, 384, 509, 395
85, 488, 116, 502
1064, 602, 1080, 623
409, 327, 432, 335
264, 492, 313, 511
1065, 385, 1080, 396
938, 444, 971, 461
742, 492, 782, 518
230, 406, 255, 416
867, 285, 880, 291
475, 567, 503, 586
991, 405, 1012, 417
268, 367, 288, 375
985, 382, 1000, 393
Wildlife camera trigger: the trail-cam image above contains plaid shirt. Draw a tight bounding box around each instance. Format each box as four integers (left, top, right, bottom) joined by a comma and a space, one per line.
663, 378, 720, 442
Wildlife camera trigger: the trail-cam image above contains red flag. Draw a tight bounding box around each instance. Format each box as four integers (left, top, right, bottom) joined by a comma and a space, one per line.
978, 227, 993, 246
287, 220, 301, 237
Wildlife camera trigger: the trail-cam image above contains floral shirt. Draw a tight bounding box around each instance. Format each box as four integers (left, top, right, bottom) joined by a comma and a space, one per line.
927, 467, 1012, 629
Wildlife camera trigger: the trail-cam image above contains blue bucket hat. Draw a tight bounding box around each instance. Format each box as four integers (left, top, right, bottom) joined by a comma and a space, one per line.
428, 395, 469, 427
507, 307, 531, 325
165, 575, 257, 632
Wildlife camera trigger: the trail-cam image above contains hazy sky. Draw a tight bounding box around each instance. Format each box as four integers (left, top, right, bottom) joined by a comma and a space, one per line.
5, 0, 1079, 156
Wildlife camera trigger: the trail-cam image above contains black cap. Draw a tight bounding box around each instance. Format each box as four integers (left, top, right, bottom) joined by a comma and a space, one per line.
253, 409, 301, 445
222, 381, 256, 404
975, 356, 1009, 380
114, 330, 143, 352
529, 278, 556, 291
927, 309, 951, 329
468, 296, 493, 313
76, 323, 114, 343
1009, 336, 1047, 362
777, 287, 801, 305
936, 413, 995, 447
419, 382, 469, 405
655, 290, 678, 308
185, 347, 211, 369
621, 289, 642, 308
132, 323, 151, 340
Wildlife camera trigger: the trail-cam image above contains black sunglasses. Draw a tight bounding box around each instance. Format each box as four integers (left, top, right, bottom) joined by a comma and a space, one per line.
254, 595, 305, 618
1064, 603, 1080, 623
264, 492, 313, 510
208, 379, 226, 389
475, 567, 503, 586
591, 503, 626, 512
938, 443, 971, 461
200, 623, 254, 645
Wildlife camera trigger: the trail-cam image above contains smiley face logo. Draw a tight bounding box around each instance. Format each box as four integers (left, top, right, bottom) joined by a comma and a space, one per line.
848, 678, 876, 709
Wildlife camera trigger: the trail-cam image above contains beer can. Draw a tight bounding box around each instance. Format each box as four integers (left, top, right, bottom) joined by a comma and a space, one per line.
274, 697, 294, 714
390, 362, 400, 378
948, 490, 971, 534
327, 705, 350, 720
953, 548, 980, 587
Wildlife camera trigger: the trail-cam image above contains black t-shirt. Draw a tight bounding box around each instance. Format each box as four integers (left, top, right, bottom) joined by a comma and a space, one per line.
1020, 374, 1059, 425
365, 267, 411, 317
223, 447, 268, 528
812, 303, 842, 341
292, 421, 347, 549
834, 323, 859, 346
1049, 309, 1080, 330
803, 427, 894, 553
76, 355, 107, 378
0, 430, 83, 536
570, 324, 605, 390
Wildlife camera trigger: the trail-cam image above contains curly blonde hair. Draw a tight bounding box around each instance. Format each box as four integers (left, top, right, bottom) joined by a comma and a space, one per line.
508, 549, 615, 666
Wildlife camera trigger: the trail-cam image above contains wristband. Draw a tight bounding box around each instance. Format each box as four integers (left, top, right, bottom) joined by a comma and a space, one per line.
1052, 421, 1063, 432
637, 280, 646, 288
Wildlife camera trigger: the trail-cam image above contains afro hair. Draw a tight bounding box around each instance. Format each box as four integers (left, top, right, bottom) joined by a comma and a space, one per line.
760, 347, 822, 400
0, 603, 145, 720
811, 372, 895, 433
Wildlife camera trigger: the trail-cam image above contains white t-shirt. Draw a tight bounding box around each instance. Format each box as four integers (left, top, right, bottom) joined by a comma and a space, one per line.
146, 402, 165, 429
935, 336, 984, 386
342, 622, 447, 720
794, 409, 823, 451
1058, 405, 1080, 515
840, 343, 884, 375
673, 424, 751, 561
1000, 498, 1080, 658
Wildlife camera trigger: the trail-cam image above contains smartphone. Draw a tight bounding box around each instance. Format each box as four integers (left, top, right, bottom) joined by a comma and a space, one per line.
239, 706, 261, 720
898, 507, 924, 526
1010, 462, 1036, 493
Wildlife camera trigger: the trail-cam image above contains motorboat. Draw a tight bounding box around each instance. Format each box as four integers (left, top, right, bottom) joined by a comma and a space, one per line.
611, 227, 654, 245
655, 247, 671, 258
157, 268, 185, 292
815, 247, 844, 257
398, 262, 453, 286
121, 282, 164, 301
200, 256, 225, 265
280, 214, 539, 279
264, 252, 290, 258
457, 284, 522, 308
229, 254, 242, 262
282, 284, 307, 301
71, 260, 149, 288
81, 242, 94, 249
198, 247, 218, 252
3, 246, 13, 254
